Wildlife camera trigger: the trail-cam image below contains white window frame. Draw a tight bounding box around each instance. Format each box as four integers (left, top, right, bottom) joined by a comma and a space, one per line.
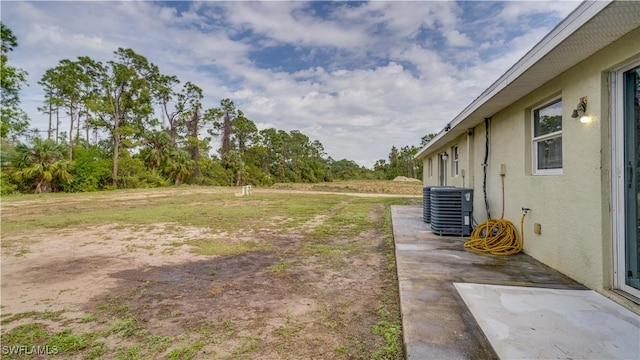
452, 146, 459, 177
428, 157, 433, 178
532, 98, 563, 175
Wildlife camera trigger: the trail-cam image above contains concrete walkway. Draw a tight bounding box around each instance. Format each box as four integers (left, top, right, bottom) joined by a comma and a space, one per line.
391, 205, 640, 359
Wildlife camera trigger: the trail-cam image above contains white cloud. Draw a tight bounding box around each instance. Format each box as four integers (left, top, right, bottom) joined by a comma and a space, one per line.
499, 1, 580, 22
221, 2, 368, 48
444, 29, 472, 47
25, 23, 111, 53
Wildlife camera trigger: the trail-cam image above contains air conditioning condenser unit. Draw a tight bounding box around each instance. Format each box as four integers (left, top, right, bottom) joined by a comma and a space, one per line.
430, 187, 473, 236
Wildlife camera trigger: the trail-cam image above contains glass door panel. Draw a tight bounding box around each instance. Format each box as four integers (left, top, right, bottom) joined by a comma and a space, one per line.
624, 65, 640, 291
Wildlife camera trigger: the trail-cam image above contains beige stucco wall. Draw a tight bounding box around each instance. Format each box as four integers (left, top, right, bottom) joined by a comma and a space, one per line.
421, 27, 640, 291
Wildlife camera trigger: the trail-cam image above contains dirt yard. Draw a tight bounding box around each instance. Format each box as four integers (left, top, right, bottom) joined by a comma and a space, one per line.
1, 185, 419, 359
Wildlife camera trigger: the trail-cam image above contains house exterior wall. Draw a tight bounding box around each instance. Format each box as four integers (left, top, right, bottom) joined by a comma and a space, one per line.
422, 139, 469, 188
421, 27, 640, 291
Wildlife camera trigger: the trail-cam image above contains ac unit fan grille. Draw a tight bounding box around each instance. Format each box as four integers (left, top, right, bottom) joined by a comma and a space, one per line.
423, 186, 431, 223
423, 186, 455, 223
430, 187, 473, 236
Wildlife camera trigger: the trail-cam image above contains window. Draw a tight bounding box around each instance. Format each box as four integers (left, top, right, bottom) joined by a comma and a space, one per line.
532, 99, 562, 174
428, 158, 433, 178
452, 146, 459, 176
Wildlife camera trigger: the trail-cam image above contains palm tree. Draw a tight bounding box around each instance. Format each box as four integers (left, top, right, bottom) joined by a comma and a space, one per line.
12, 138, 73, 193
140, 129, 171, 174
164, 149, 193, 186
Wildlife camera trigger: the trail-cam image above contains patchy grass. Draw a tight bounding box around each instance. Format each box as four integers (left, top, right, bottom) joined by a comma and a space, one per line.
270, 259, 293, 274
271, 179, 423, 195
1, 190, 342, 236
46, 329, 98, 354
1, 185, 417, 359
184, 238, 262, 256
167, 340, 205, 360
0, 323, 49, 349
1, 310, 66, 325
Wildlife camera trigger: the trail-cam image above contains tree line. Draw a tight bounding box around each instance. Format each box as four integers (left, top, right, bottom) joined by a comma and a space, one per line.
1, 23, 425, 194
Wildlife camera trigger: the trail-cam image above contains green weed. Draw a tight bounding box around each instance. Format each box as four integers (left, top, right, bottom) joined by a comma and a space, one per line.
147, 335, 174, 353
185, 238, 260, 256
109, 317, 139, 338
128, 281, 151, 299
46, 329, 95, 353
274, 314, 302, 341
1, 311, 37, 325
95, 296, 129, 317
83, 341, 108, 360
0, 323, 48, 347
270, 259, 291, 274
223, 336, 262, 359
14, 248, 31, 257
222, 319, 234, 333
167, 340, 204, 360
113, 344, 146, 360
370, 308, 403, 360
78, 314, 96, 323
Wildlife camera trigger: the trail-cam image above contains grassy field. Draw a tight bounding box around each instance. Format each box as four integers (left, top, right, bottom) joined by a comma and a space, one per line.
270, 179, 423, 195
1, 182, 420, 359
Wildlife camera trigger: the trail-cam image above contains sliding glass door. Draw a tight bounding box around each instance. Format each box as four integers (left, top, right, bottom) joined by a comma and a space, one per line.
623, 64, 640, 292
615, 61, 640, 298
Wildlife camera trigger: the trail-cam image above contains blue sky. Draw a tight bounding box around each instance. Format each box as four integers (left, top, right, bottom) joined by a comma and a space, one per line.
2, 1, 580, 168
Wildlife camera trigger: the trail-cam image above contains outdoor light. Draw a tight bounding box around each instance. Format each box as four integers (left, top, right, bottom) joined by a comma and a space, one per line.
442, 152, 448, 161
571, 96, 590, 123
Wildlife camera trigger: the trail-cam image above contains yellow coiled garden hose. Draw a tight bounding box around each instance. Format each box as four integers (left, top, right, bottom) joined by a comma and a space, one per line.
464, 210, 529, 256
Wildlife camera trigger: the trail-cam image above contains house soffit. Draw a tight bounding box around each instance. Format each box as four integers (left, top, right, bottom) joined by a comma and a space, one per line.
416, 1, 640, 159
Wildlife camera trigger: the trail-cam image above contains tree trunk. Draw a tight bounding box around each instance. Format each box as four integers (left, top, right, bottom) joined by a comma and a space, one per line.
112, 107, 122, 187
189, 108, 200, 177
47, 103, 53, 140
55, 108, 60, 144
164, 103, 178, 147
68, 103, 74, 161
85, 116, 90, 150
111, 87, 123, 187
221, 111, 232, 156
170, 126, 178, 147
76, 114, 81, 147
113, 133, 119, 187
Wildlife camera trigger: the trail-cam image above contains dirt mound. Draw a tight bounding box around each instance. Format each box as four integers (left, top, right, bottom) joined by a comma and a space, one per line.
392, 176, 421, 182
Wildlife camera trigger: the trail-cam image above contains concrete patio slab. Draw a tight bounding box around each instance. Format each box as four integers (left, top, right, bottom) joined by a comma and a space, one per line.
455, 283, 640, 360
391, 205, 640, 359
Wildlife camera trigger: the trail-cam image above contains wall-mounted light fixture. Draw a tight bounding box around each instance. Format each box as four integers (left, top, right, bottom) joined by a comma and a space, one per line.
571, 96, 590, 123
441, 152, 448, 161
